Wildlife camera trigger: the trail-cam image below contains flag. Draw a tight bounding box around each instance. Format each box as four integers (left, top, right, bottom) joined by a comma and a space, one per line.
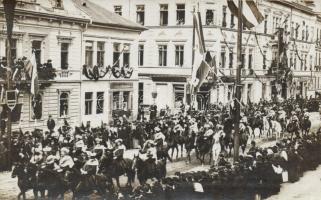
30, 52, 38, 95
191, 11, 206, 87
227, 0, 264, 29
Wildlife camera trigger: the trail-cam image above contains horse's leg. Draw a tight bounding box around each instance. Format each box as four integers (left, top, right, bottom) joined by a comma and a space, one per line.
116, 177, 121, 188
181, 143, 184, 158
175, 146, 179, 159
33, 189, 38, 200
171, 147, 174, 159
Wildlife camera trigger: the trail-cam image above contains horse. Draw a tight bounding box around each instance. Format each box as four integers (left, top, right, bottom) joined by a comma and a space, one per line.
36, 167, 66, 199
184, 132, 196, 163
223, 118, 234, 156
132, 155, 166, 185
11, 163, 40, 200
239, 123, 250, 154
286, 120, 300, 139
71, 172, 113, 200
99, 151, 135, 188
249, 116, 264, 138
262, 116, 271, 138
270, 120, 283, 139
166, 129, 180, 160
301, 117, 311, 136
195, 135, 213, 165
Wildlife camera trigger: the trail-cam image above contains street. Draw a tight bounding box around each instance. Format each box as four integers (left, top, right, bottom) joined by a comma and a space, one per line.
0, 112, 320, 200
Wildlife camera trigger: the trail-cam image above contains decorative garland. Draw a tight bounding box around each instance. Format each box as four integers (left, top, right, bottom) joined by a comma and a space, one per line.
83, 63, 133, 80
82, 65, 110, 81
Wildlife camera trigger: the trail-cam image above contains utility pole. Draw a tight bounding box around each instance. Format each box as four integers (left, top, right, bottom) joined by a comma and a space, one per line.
234, 0, 243, 162
3, 0, 17, 169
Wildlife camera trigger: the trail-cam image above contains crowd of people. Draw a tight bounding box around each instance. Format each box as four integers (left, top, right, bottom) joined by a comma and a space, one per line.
1, 97, 321, 199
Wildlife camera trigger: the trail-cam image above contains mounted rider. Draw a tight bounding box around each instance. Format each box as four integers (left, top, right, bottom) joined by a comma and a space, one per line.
55, 147, 74, 173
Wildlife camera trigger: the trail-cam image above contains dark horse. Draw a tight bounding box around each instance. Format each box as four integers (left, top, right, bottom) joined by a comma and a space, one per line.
11, 163, 42, 200
132, 155, 166, 185
99, 150, 135, 188
301, 117, 311, 136
223, 117, 234, 156
166, 128, 184, 159
287, 121, 300, 138
249, 115, 264, 138
185, 132, 196, 163
195, 135, 213, 165
66, 170, 113, 200
36, 167, 67, 199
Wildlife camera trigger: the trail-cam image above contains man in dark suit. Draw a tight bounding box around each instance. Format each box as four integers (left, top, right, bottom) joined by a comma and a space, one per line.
47, 115, 55, 132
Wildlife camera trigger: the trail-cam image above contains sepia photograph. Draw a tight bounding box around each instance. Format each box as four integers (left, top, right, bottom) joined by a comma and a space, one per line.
0, 0, 321, 199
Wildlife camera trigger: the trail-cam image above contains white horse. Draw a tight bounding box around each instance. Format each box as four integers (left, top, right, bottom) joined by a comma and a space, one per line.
262, 116, 271, 138
270, 120, 283, 139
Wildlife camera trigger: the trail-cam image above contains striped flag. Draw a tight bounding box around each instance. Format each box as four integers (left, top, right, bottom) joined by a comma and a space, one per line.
29, 52, 38, 95
227, 0, 264, 29
191, 11, 211, 91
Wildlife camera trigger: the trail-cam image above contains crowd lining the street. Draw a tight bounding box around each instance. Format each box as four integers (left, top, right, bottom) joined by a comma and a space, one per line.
1, 97, 321, 199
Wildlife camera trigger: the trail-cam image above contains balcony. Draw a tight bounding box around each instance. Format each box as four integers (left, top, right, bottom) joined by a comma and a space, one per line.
55, 69, 81, 81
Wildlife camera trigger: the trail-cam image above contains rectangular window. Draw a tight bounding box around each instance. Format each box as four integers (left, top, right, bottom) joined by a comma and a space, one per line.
56, 0, 63, 8
32, 40, 42, 66
138, 82, 144, 104
306, 25, 309, 41
294, 56, 297, 70
206, 10, 214, 25
96, 92, 104, 114
220, 48, 226, 68
264, 15, 268, 34
114, 5, 122, 16
85, 92, 93, 115
176, 4, 185, 25
138, 44, 144, 66
230, 14, 235, 28
113, 43, 121, 68
59, 92, 69, 117
160, 4, 168, 26
241, 53, 245, 68
158, 45, 167, 66
222, 6, 227, 27
248, 49, 253, 69
61, 43, 69, 69
97, 41, 105, 67
85, 41, 93, 67
123, 44, 130, 67
304, 54, 307, 71
229, 51, 233, 68
6, 39, 17, 62
295, 23, 299, 39
175, 45, 184, 67
113, 92, 120, 110
136, 5, 145, 25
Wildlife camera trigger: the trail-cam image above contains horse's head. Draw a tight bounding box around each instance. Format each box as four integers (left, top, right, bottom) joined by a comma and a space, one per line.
132, 154, 141, 171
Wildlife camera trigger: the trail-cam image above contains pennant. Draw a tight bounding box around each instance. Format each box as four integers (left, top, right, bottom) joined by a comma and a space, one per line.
227, 0, 264, 29
30, 52, 39, 95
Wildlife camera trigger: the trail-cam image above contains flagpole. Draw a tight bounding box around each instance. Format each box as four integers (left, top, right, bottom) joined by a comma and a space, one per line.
190, 6, 196, 110
233, 0, 243, 162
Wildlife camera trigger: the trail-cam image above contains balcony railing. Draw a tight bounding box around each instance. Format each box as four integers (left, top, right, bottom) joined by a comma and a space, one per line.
55, 69, 81, 81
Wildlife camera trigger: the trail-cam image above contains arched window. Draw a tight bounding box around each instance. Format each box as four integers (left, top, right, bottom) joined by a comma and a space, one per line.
59, 92, 69, 117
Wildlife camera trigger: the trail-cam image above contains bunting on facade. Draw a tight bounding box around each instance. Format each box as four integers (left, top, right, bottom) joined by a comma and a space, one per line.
227, 0, 264, 29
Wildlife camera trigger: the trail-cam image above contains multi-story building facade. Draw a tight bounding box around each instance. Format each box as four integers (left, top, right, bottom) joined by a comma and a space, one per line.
103, 0, 321, 111
0, 0, 145, 130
